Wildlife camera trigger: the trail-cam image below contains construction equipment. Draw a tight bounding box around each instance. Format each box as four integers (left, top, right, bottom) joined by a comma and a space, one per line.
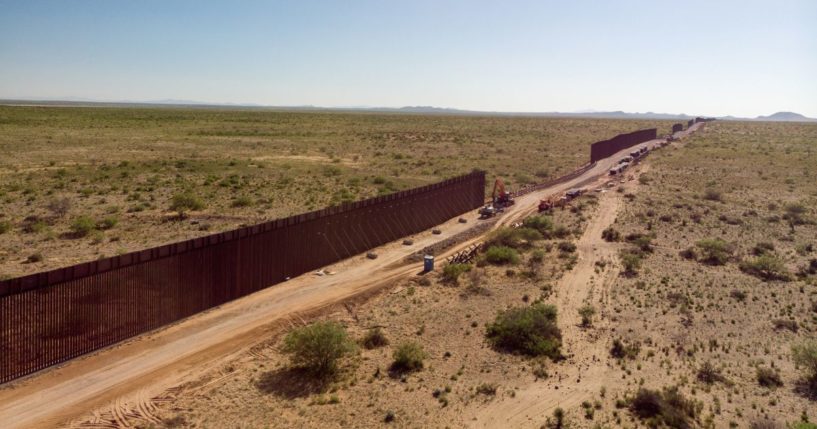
491, 178, 515, 208
566, 188, 585, 198
479, 178, 515, 218
538, 198, 554, 212
541, 188, 585, 211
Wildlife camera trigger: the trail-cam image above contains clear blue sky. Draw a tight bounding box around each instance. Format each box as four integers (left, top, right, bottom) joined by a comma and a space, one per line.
1, 0, 815, 117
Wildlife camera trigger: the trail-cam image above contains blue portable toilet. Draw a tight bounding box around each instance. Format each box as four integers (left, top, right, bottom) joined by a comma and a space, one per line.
423, 255, 434, 272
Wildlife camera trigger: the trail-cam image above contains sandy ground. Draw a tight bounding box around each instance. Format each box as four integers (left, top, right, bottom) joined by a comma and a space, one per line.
469, 187, 623, 428
0, 124, 702, 429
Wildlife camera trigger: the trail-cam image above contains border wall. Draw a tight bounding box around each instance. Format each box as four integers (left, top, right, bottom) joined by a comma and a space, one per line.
589, 128, 657, 163
0, 171, 485, 383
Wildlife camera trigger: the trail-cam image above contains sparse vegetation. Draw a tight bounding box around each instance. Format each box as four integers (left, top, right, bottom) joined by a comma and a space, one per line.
484, 246, 520, 265
442, 263, 471, 284
696, 361, 726, 384
610, 338, 640, 360
601, 226, 621, 242
475, 383, 498, 396
629, 386, 696, 429
703, 188, 723, 201
791, 341, 817, 393
756, 366, 783, 388
361, 327, 389, 349
740, 255, 792, 281
281, 321, 356, 377
578, 304, 596, 327
70, 216, 96, 238
391, 342, 427, 373
485, 303, 562, 359
694, 238, 734, 265
619, 249, 643, 276
170, 193, 205, 218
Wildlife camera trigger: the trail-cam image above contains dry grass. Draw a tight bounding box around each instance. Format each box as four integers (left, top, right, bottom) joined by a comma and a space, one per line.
604, 121, 817, 427
0, 106, 674, 278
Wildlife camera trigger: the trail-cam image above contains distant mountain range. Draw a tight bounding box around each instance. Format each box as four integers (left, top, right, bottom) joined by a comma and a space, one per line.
754, 111, 816, 122
0, 98, 814, 122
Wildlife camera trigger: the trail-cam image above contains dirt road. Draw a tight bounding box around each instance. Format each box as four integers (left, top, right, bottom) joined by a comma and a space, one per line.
0, 126, 700, 429
469, 186, 624, 428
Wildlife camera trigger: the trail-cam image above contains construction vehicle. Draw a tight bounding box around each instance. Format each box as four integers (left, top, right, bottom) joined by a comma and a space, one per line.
566, 188, 585, 198
538, 197, 554, 212
491, 178, 514, 208
478, 178, 515, 218
539, 188, 584, 212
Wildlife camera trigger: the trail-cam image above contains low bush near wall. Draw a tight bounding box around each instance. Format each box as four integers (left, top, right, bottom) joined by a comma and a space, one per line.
485, 246, 520, 265
282, 321, 357, 377
442, 263, 471, 284
485, 303, 562, 359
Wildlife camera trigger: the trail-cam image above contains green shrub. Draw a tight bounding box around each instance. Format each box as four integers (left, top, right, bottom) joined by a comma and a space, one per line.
551, 408, 565, 429
70, 216, 96, 237
282, 321, 356, 376
578, 304, 596, 327
783, 203, 809, 226
740, 255, 791, 281
0, 220, 10, 234
610, 338, 640, 360
756, 366, 783, 388
442, 263, 471, 284
170, 193, 204, 218
476, 383, 498, 395
552, 225, 570, 239
695, 238, 735, 265
485, 303, 562, 359
703, 189, 723, 201
391, 342, 427, 372
47, 197, 72, 217
601, 226, 621, 242
629, 387, 696, 429
384, 410, 395, 422
697, 361, 726, 384
557, 241, 576, 253
231, 196, 253, 208
486, 227, 542, 249
485, 246, 520, 265
791, 341, 817, 392
620, 250, 642, 276
752, 242, 775, 256
630, 235, 654, 253
27, 253, 44, 263
523, 215, 554, 236
97, 216, 118, 230
361, 327, 389, 349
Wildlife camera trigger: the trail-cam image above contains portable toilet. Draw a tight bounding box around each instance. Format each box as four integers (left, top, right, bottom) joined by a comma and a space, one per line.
423, 255, 434, 272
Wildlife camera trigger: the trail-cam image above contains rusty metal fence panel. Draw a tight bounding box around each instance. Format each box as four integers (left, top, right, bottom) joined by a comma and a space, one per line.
512, 161, 597, 199
0, 171, 485, 384
590, 128, 657, 162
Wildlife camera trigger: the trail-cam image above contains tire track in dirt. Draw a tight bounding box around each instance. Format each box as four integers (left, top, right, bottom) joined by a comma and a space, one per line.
0, 136, 678, 429
469, 190, 624, 428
